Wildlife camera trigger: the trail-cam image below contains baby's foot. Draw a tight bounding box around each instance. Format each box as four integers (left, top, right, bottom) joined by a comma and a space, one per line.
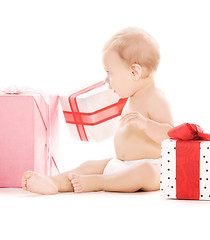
22, 171, 58, 195
68, 173, 102, 193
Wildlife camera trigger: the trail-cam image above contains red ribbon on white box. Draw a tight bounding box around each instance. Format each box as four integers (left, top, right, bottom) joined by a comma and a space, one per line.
175, 140, 200, 199
168, 123, 210, 200
63, 81, 128, 141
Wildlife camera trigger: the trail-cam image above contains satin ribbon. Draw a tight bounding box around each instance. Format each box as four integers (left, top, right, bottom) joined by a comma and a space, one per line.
168, 123, 210, 200
1, 86, 42, 95
63, 81, 127, 141
0, 86, 59, 175
168, 123, 210, 141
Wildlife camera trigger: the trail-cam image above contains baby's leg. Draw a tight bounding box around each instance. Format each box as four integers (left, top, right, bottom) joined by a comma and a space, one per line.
51, 158, 112, 192
22, 158, 111, 194
69, 162, 160, 193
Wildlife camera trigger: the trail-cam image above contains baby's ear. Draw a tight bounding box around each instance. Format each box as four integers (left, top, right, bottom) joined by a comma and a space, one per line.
130, 64, 142, 80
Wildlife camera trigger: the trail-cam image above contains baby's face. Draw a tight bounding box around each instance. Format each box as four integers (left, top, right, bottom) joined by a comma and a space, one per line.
103, 51, 135, 98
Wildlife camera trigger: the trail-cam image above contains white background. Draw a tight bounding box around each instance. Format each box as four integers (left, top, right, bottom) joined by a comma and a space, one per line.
1, 0, 210, 240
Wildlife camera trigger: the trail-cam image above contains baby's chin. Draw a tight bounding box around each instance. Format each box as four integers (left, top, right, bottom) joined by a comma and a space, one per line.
118, 92, 131, 98
111, 88, 119, 95
111, 88, 130, 98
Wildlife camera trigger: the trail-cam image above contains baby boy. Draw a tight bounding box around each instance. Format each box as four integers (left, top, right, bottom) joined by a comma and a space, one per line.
22, 27, 174, 194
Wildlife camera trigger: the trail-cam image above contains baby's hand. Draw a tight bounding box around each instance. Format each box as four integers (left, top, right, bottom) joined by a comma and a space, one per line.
120, 112, 148, 130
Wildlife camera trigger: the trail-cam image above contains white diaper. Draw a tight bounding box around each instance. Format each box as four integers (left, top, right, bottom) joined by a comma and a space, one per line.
103, 158, 161, 175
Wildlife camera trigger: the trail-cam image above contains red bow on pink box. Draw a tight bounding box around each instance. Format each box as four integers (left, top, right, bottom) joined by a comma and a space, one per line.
168, 123, 210, 141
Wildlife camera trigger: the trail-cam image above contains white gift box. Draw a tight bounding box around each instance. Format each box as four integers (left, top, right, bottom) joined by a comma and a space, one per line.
59, 81, 127, 142
160, 139, 210, 200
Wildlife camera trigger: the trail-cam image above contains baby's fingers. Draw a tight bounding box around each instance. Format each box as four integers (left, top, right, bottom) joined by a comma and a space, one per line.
120, 113, 138, 126
120, 112, 138, 121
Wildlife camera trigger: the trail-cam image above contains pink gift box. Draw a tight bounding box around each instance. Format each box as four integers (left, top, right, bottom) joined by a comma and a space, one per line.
0, 89, 59, 188
59, 81, 127, 142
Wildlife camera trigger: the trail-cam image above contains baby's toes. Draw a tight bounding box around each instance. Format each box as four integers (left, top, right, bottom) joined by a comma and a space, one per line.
68, 173, 75, 181
68, 173, 80, 184
72, 179, 79, 185
21, 172, 31, 189
21, 178, 27, 190
73, 184, 82, 193
23, 171, 33, 180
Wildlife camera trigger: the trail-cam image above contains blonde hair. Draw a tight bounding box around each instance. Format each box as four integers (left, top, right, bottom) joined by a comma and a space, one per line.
103, 27, 160, 74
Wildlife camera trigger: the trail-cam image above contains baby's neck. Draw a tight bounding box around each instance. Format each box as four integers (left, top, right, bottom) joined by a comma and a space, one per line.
132, 75, 155, 98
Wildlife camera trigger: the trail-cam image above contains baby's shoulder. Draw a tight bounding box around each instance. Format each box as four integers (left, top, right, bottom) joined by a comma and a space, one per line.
145, 86, 170, 107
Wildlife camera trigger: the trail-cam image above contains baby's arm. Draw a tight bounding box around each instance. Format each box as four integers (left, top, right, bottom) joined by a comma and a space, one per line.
144, 90, 174, 143
144, 118, 173, 143
120, 90, 174, 144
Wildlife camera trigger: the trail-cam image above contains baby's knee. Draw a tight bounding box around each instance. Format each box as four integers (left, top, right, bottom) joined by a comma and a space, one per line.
79, 160, 94, 169
79, 160, 103, 173
78, 159, 111, 175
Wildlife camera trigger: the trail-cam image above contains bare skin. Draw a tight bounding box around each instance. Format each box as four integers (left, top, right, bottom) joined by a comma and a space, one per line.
22, 159, 111, 194
69, 161, 161, 193
22, 49, 173, 195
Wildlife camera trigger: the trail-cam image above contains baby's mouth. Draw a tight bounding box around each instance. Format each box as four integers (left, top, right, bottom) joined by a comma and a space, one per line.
111, 88, 116, 93
106, 83, 116, 94
109, 86, 115, 93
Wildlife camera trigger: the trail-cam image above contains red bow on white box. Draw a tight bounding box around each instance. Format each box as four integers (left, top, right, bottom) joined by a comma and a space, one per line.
168, 123, 210, 141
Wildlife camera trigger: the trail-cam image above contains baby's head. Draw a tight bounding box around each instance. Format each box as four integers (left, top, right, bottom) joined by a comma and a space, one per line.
103, 27, 160, 97
103, 27, 160, 77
